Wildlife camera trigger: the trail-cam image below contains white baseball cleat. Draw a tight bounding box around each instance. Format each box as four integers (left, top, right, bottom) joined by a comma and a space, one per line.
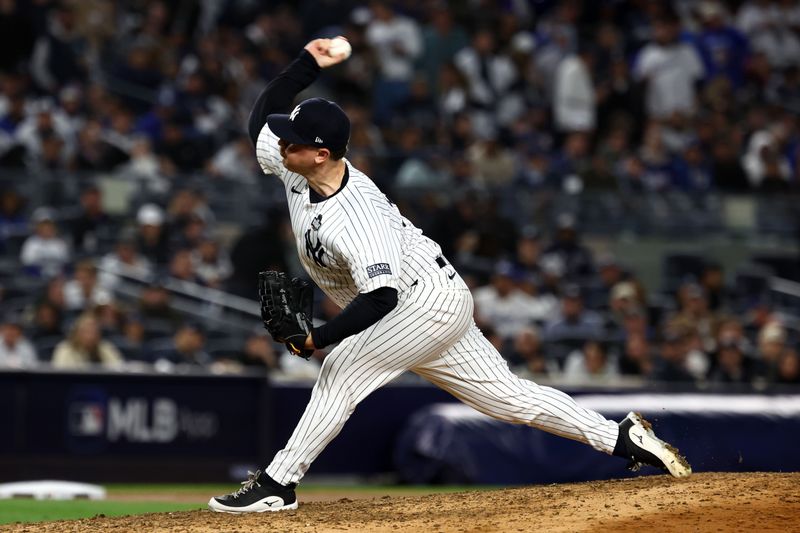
618, 411, 692, 478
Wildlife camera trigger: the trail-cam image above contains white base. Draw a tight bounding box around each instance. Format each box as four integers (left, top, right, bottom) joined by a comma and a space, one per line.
0, 480, 106, 500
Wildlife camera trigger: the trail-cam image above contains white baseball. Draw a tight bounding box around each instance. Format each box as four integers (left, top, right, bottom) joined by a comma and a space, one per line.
328, 37, 352, 59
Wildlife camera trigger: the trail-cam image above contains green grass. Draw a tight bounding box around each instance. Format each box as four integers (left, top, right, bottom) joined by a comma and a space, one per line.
0, 500, 202, 525
0, 483, 492, 525
106, 483, 489, 495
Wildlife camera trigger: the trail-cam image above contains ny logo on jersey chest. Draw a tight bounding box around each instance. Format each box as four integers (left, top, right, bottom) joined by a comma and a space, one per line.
304, 228, 326, 267
303, 214, 326, 267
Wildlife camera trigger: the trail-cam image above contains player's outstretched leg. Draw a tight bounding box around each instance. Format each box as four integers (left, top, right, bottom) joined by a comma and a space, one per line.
208, 470, 298, 513
414, 324, 692, 478
612, 411, 691, 478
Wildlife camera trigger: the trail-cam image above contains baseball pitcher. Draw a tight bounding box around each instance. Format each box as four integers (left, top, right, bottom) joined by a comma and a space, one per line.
208, 37, 691, 513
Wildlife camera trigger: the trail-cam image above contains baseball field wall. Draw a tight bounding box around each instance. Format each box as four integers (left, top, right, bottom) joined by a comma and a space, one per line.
1, 369, 798, 483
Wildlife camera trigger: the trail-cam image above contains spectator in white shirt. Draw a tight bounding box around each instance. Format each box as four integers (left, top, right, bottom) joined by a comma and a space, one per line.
454, 29, 517, 131
737, 0, 800, 69
563, 340, 619, 384
98, 236, 153, 290
191, 237, 233, 289
20, 207, 70, 278
742, 121, 793, 189
365, 1, 423, 122
63, 258, 113, 311
473, 261, 550, 340
633, 14, 705, 119
206, 135, 259, 184
114, 136, 170, 195
0, 316, 38, 368
15, 102, 76, 162
365, 1, 422, 82
553, 44, 596, 134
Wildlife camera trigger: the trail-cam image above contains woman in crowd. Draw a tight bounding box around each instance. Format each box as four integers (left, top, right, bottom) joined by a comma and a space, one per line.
52, 313, 123, 369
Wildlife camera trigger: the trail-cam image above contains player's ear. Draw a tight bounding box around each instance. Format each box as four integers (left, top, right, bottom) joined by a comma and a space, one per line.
315, 148, 331, 164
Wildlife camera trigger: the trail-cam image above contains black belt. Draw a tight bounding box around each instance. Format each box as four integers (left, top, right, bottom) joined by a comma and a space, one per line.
435, 256, 447, 268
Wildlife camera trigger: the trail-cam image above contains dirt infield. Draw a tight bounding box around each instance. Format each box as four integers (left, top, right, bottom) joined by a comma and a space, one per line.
3, 472, 799, 533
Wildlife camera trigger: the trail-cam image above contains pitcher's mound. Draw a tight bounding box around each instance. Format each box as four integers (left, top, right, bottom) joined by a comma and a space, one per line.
7, 472, 800, 533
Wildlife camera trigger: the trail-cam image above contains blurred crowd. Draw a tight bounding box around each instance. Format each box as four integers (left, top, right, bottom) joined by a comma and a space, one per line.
0, 0, 799, 386
4, 0, 800, 192
465, 242, 800, 387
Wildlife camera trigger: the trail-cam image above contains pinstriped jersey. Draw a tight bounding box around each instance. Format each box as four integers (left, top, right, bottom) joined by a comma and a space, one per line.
256, 122, 446, 309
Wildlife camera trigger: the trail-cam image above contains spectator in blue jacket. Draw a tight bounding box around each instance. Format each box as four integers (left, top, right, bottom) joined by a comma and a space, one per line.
691, 2, 750, 88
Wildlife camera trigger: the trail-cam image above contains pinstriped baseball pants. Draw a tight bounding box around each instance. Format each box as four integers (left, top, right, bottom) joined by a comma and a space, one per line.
266, 278, 620, 485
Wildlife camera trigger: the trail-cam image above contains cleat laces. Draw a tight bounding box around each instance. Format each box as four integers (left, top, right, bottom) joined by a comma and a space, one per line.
233, 470, 262, 498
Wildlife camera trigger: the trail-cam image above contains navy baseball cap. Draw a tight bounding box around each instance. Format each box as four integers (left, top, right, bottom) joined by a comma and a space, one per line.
267, 98, 350, 152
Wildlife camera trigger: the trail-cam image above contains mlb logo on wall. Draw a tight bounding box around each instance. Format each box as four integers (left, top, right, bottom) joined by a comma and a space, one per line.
69, 402, 105, 437
66, 386, 109, 453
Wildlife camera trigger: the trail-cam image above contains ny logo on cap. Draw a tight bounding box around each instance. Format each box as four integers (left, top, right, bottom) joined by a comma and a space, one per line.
290, 104, 301, 122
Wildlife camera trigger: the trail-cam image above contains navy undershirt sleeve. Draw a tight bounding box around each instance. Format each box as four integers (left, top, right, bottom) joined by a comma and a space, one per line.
311, 287, 399, 348
247, 50, 321, 145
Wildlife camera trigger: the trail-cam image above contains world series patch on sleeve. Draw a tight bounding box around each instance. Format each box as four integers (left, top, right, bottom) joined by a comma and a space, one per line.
366, 263, 392, 278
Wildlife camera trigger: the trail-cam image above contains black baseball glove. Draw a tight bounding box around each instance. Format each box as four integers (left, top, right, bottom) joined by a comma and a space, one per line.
258, 271, 314, 359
